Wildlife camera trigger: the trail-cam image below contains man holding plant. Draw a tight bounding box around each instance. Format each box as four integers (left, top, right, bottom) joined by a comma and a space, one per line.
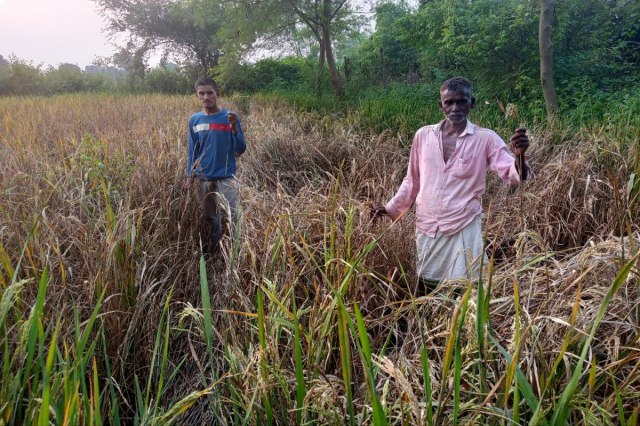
372, 77, 529, 293
185, 77, 246, 253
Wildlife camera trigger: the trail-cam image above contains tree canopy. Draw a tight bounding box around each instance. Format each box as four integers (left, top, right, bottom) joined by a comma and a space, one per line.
95, 0, 226, 70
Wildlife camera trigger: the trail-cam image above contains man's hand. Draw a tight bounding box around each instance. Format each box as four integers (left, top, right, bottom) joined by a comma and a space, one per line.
510, 127, 529, 156
510, 128, 529, 180
370, 205, 388, 221
228, 112, 238, 135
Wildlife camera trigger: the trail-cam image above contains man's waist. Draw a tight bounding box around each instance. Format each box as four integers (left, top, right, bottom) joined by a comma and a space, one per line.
198, 176, 234, 182
416, 207, 482, 236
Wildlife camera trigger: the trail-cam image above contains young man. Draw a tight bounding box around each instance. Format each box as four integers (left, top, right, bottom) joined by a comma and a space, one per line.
186, 77, 247, 252
372, 77, 529, 293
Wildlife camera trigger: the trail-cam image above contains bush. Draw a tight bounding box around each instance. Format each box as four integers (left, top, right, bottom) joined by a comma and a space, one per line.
219, 57, 318, 94
145, 66, 192, 94
0, 59, 44, 96
46, 64, 87, 94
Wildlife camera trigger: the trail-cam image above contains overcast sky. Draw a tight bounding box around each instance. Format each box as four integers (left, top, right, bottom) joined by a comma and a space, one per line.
0, 0, 421, 69
0, 0, 115, 68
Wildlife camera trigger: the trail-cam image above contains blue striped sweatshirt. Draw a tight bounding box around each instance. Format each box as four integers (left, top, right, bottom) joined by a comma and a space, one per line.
187, 109, 246, 180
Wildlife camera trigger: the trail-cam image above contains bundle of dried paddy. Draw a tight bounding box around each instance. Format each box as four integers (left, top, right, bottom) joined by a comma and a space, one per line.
487, 135, 632, 256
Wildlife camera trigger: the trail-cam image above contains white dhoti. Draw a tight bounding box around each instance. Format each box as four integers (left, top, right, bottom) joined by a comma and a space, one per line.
416, 214, 486, 282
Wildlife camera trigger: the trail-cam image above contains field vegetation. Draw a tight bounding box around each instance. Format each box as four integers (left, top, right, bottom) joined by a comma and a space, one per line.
0, 92, 638, 425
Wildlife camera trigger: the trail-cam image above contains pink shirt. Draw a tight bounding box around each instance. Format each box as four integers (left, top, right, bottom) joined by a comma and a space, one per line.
385, 121, 524, 237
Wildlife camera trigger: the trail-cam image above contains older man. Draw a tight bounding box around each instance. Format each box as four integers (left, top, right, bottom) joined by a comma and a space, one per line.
372, 77, 529, 293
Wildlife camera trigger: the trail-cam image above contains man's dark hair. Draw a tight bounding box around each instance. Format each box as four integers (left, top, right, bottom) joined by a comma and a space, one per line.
195, 77, 218, 91
440, 77, 473, 94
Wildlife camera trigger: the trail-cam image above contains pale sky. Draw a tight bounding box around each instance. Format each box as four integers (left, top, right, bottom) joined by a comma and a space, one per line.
0, 0, 421, 69
0, 0, 115, 68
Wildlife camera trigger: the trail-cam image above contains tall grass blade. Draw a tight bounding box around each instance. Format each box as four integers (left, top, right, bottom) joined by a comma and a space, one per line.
257, 284, 273, 425
489, 335, 541, 419
453, 285, 472, 426
476, 252, 488, 395
611, 372, 627, 426
38, 316, 62, 426
199, 252, 215, 371
628, 407, 638, 426
420, 343, 433, 426
337, 303, 355, 426
435, 285, 470, 424
505, 278, 522, 425
100, 327, 121, 424
91, 357, 103, 426
292, 291, 306, 425
353, 302, 386, 426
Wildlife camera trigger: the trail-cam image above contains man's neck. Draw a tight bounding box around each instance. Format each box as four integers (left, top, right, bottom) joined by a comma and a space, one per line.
203, 106, 221, 115
442, 119, 467, 136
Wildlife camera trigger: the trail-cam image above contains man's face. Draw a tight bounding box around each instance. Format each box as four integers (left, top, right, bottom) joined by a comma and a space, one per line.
439, 87, 475, 125
196, 84, 218, 110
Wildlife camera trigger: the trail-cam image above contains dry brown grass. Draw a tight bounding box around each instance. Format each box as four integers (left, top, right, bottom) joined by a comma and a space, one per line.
0, 93, 638, 424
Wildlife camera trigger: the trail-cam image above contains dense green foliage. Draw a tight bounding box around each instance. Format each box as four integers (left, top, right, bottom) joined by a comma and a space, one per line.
2, 0, 640, 129
238, 0, 640, 136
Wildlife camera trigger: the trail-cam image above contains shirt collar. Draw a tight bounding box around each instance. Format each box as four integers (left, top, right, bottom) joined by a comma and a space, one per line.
435, 120, 476, 136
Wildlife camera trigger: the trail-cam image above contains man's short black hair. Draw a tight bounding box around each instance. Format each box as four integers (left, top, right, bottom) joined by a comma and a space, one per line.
440, 77, 473, 94
195, 77, 218, 91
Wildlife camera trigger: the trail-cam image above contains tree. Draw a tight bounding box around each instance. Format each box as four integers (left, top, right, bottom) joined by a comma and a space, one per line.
539, 0, 557, 115
226, 0, 364, 97
94, 0, 226, 71
47, 63, 88, 94
346, 2, 419, 90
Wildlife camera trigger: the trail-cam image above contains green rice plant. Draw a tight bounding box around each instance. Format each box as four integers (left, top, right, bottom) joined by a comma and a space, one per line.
433, 285, 472, 425
38, 315, 62, 425
131, 290, 181, 424
198, 250, 216, 373
336, 293, 356, 425
291, 289, 306, 425
90, 357, 104, 426
100, 327, 121, 424
453, 285, 472, 426
0, 263, 107, 424
353, 302, 386, 426
420, 341, 433, 426
257, 284, 274, 424
476, 229, 494, 398
504, 278, 522, 425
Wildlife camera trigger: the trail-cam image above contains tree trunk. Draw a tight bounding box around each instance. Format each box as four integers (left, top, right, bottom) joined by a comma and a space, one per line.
539, 0, 558, 116
322, 0, 344, 98
315, 38, 326, 97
